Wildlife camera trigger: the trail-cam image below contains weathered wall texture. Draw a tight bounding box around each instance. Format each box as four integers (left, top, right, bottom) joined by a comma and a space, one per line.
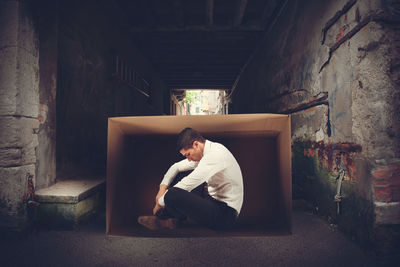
0, 0, 40, 229
35, 0, 58, 190
231, 0, 400, 257
0, 0, 169, 230
56, 1, 169, 176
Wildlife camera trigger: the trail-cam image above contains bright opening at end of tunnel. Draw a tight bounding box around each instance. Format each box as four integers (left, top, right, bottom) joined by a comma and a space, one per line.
170, 89, 230, 115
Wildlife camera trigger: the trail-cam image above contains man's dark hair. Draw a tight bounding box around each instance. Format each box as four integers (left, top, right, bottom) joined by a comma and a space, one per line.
177, 128, 206, 151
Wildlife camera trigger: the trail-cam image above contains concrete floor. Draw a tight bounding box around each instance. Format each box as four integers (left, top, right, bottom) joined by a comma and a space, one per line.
0, 210, 382, 267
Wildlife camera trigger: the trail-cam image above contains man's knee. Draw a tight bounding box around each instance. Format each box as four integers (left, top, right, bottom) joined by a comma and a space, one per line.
164, 187, 186, 206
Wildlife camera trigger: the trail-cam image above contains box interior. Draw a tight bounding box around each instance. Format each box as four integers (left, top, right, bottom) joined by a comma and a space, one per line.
107, 114, 291, 237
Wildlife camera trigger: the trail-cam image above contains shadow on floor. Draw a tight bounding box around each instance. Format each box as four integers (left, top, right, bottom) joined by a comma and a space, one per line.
0, 210, 385, 267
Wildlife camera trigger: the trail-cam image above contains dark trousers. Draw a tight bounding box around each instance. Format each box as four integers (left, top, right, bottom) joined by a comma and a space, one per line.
159, 171, 237, 230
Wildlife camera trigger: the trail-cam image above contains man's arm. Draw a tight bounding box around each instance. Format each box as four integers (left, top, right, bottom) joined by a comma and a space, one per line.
173, 152, 224, 192
160, 159, 198, 186
153, 159, 198, 215
153, 184, 168, 215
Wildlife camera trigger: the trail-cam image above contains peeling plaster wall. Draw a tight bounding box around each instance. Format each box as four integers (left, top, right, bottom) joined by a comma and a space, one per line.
231, 0, 400, 256
0, 0, 40, 229
56, 1, 169, 177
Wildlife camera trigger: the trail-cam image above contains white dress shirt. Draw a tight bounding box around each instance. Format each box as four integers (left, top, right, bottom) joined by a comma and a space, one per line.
159, 140, 244, 215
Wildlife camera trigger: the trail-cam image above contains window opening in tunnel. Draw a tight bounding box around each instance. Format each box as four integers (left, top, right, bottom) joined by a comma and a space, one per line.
170, 89, 230, 115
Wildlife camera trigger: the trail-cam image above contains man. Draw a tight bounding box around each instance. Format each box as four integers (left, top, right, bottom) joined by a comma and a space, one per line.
138, 127, 244, 230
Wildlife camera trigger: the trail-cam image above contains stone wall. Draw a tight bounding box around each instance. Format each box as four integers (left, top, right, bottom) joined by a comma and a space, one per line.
0, 0, 40, 229
0, 0, 169, 231
231, 0, 400, 258
56, 0, 169, 176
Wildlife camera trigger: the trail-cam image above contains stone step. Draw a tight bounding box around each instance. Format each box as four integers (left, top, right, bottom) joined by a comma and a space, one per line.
35, 178, 106, 229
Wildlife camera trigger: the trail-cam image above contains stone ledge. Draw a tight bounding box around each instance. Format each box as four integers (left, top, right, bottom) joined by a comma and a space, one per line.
35, 178, 105, 203
374, 201, 400, 225
35, 178, 106, 229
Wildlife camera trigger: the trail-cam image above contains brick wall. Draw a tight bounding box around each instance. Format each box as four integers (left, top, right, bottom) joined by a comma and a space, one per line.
372, 161, 400, 203
230, 0, 400, 258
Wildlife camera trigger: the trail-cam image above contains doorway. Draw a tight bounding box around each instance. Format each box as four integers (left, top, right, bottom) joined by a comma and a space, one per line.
170, 89, 230, 115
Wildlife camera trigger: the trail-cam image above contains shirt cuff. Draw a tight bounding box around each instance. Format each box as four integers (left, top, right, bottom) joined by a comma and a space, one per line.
158, 189, 168, 207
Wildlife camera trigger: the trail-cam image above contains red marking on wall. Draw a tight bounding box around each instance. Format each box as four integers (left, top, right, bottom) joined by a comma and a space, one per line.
304, 148, 315, 158
372, 162, 400, 202
300, 141, 362, 181
372, 169, 392, 179
345, 154, 357, 180
336, 26, 346, 42
373, 178, 390, 186
374, 186, 391, 195
375, 193, 392, 202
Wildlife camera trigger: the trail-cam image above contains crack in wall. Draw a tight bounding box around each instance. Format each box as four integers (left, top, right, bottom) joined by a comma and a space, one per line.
320, 14, 372, 73
319, 11, 393, 73
321, 0, 358, 45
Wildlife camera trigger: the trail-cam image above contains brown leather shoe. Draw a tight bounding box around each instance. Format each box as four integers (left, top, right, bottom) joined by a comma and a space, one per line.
137, 216, 179, 230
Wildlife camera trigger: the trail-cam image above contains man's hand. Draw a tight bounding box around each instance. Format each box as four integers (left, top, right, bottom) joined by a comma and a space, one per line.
153, 203, 163, 215
156, 184, 168, 204
153, 184, 168, 216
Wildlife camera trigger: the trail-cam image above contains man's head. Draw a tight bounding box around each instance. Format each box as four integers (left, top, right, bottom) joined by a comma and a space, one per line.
177, 128, 206, 162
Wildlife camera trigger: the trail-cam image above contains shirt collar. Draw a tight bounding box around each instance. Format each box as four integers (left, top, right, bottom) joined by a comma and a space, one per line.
203, 139, 211, 155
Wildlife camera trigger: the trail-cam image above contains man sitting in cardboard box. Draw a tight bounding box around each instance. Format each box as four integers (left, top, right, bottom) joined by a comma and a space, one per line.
138, 127, 244, 230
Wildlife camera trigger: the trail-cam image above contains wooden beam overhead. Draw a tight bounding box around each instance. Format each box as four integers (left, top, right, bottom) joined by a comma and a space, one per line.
170, 82, 232, 85
261, 0, 277, 28
170, 85, 232, 89
163, 77, 237, 80
161, 66, 239, 71
163, 74, 238, 78
162, 73, 239, 77
144, 0, 158, 28
130, 25, 264, 32
233, 0, 248, 27
170, 83, 232, 86
161, 69, 238, 73
205, 0, 214, 27
173, 0, 185, 28
116, 0, 284, 90
164, 79, 237, 83
157, 59, 243, 65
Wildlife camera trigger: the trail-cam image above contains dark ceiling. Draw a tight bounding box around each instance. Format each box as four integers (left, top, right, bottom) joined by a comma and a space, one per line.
115, 0, 285, 90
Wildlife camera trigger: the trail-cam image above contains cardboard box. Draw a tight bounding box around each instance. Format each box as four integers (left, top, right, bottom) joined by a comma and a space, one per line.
107, 114, 291, 237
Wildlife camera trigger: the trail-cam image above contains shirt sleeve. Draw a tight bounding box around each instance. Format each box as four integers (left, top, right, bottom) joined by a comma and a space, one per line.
173, 151, 225, 192
158, 190, 167, 206
160, 159, 198, 186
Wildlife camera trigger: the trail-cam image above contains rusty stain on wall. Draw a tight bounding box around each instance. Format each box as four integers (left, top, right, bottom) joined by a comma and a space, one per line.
301, 141, 362, 180
336, 26, 346, 42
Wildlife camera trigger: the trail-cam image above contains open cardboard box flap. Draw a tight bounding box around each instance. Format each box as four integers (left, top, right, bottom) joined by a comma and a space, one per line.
107, 114, 291, 237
